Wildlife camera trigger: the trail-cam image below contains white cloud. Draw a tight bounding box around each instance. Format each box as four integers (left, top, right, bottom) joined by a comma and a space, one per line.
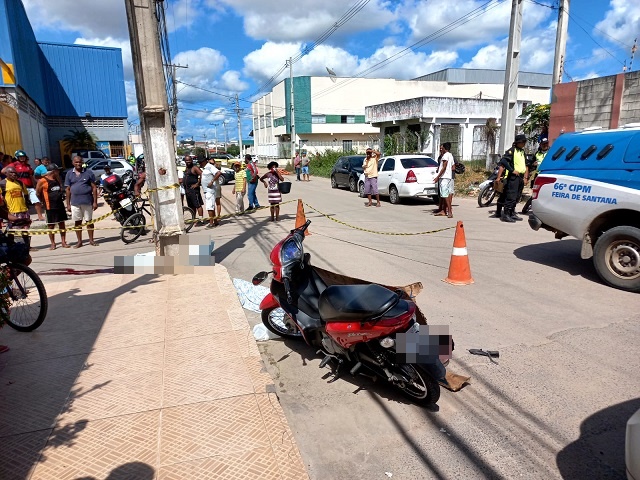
400, 0, 550, 50
574, 71, 601, 81
463, 20, 557, 72
214, 0, 395, 42
220, 71, 250, 91
595, 0, 640, 46
243, 42, 457, 87
23, 0, 129, 39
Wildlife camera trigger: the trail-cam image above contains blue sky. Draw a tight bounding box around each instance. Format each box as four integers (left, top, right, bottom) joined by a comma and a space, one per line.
21, 0, 640, 143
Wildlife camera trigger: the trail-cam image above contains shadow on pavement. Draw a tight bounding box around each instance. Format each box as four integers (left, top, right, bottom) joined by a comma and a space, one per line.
0, 274, 159, 479
556, 397, 639, 479
78, 461, 155, 480
513, 239, 602, 284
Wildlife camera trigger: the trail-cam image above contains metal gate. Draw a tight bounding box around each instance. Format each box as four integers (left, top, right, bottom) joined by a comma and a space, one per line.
440, 124, 461, 160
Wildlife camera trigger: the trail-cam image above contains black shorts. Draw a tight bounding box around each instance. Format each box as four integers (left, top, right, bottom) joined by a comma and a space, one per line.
46, 208, 67, 224
185, 188, 203, 209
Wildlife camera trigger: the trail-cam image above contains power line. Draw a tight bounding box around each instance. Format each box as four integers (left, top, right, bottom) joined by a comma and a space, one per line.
248, 0, 371, 98
569, 11, 634, 50
567, 11, 625, 66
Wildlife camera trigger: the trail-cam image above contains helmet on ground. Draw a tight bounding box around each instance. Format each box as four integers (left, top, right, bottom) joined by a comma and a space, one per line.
14, 150, 27, 158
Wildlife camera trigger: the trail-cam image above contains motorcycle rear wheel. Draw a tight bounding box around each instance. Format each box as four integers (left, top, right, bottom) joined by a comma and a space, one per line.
395, 364, 440, 405
261, 306, 302, 339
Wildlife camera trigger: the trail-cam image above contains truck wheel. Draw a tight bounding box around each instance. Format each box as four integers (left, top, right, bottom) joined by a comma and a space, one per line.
593, 226, 640, 293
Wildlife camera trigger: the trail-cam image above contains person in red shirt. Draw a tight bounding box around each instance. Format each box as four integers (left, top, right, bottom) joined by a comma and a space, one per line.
8, 150, 44, 221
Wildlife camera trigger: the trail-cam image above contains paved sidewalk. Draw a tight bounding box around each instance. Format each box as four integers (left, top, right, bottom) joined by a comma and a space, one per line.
0, 266, 308, 480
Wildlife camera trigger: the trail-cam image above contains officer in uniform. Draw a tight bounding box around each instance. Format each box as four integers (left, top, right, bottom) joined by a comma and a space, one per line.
525, 136, 549, 187
492, 134, 529, 223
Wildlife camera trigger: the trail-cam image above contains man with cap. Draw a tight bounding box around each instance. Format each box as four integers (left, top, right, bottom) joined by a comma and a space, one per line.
36, 163, 70, 250
98, 162, 113, 195
493, 134, 529, 223
245, 154, 261, 210
7, 150, 45, 221
525, 136, 549, 187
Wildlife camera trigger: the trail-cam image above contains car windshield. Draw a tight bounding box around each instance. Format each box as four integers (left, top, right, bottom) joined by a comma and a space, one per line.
400, 157, 438, 169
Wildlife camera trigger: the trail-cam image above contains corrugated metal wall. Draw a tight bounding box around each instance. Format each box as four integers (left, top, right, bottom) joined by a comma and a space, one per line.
3, 0, 47, 110
39, 42, 127, 118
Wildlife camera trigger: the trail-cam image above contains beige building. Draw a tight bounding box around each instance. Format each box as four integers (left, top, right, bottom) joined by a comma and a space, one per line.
251, 68, 551, 160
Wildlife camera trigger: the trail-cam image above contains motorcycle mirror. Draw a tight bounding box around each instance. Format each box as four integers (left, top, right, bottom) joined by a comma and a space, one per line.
252, 271, 270, 285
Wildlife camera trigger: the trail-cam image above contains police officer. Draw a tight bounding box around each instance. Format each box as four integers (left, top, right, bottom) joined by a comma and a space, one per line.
127, 153, 136, 167
525, 136, 549, 187
493, 134, 529, 223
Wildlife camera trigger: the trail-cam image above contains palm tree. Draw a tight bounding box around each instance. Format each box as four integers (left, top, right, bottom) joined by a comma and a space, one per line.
62, 129, 98, 151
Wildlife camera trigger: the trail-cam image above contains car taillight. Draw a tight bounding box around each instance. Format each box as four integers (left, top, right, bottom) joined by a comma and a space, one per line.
532, 176, 556, 199
118, 192, 126, 200
405, 170, 417, 183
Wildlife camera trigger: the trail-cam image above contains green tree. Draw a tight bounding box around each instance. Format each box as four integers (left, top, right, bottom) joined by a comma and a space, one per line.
193, 147, 206, 160
227, 144, 240, 157
521, 104, 550, 142
63, 128, 98, 151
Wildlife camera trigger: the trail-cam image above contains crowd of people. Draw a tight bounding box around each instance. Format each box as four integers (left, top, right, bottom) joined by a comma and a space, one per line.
179, 153, 288, 225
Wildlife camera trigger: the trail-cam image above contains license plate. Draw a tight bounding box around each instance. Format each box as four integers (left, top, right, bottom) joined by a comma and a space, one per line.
424, 188, 436, 195
120, 197, 132, 208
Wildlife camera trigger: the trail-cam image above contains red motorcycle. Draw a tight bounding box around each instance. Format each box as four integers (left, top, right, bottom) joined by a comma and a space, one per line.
253, 220, 449, 405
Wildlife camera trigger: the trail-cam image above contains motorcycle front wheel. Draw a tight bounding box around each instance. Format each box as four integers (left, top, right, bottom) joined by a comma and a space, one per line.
394, 364, 440, 405
261, 306, 302, 339
477, 184, 496, 207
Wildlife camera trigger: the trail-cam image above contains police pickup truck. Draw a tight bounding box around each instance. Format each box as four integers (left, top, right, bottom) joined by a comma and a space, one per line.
528, 126, 640, 292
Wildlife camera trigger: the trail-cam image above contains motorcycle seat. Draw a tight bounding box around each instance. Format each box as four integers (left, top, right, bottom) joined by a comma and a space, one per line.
318, 284, 399, 322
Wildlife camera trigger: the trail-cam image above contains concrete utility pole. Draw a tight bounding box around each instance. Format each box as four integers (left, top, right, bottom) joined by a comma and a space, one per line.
288, 57, 296, 159
210, 123, 218, 153
551, 0, 570, 96
498, 0, 524, 155
169, 64, 187, 142
235, 94, 243, 158
124, 0, 185, 256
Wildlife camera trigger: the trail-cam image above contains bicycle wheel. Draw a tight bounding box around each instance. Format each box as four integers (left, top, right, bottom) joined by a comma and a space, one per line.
4, 263, 48, 332
183, 206, 195, 232
121, 213, 146, 244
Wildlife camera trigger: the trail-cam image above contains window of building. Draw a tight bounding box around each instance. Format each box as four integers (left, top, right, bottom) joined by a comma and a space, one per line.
341, 115, 356, 124
342, 140, 352, 152
312, 115, 326, 124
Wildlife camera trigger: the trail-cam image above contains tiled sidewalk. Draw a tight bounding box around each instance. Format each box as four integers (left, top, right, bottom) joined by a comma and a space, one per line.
0, 266, 308, 480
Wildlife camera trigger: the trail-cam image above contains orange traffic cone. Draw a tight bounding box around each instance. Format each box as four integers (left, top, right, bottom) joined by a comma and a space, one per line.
443, 221, 474, 285
295, 199, 310, 236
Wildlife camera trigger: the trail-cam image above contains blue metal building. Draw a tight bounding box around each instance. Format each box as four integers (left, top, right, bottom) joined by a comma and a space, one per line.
0, 0, 127, 164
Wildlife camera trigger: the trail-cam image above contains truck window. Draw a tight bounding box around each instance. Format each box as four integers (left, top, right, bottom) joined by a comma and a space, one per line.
580, 145, 597, 160
596, 144, 614, 160
566, 146, 580, 160
551, 147, 566, 160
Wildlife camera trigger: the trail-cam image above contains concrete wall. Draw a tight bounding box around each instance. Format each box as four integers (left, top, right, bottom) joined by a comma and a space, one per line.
573, 76, 615, 131
550, 71, 640, 143
619, 71, 640, 125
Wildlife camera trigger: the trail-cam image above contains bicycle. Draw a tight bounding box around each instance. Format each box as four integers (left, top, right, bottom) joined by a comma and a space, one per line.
0, 233, 47, 332
121, 197, 195, 244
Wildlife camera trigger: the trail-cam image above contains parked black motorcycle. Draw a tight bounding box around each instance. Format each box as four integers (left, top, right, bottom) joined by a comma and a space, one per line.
102, 172, 146, 243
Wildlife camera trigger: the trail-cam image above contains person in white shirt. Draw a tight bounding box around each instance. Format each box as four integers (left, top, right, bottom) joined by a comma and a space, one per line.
201, 157, 221, 228
433, 142, 455, 218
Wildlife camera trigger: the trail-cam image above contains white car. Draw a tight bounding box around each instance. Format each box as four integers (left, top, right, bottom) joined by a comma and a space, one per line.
627, 408, 640, 480
358, 154, 440, 203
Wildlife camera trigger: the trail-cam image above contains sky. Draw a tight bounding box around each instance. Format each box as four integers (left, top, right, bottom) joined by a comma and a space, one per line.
21, 0, 640, 143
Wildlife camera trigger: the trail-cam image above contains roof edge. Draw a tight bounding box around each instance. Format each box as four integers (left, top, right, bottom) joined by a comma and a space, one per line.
37, 41, 122, 52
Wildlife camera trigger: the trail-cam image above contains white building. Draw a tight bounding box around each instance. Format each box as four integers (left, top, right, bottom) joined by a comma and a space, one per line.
251, 68, 551, 160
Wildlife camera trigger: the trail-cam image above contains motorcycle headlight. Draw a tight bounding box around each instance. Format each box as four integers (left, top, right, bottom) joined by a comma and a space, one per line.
280, 238, 302, 265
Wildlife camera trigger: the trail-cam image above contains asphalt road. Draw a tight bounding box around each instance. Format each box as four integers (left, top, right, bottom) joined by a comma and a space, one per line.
25, 176, 639, 479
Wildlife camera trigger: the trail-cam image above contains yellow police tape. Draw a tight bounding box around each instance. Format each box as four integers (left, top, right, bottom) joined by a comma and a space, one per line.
6, 191, 453, 237
5, 183, 181, 235
303, 202, 456, 236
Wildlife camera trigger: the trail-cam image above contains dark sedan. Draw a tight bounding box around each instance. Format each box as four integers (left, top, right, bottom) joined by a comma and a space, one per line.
330, 155, 365, 192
